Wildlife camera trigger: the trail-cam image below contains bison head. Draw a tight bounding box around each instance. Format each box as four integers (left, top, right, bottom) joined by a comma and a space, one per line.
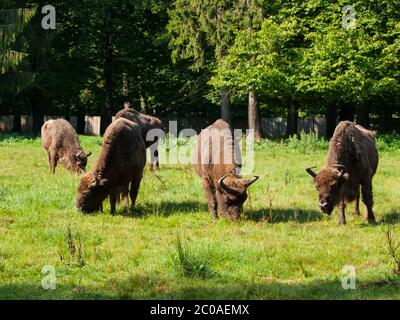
76, 172, 109, 213
306, 165, 349, 215
74, 151, 92, 174
217, 174, 259, 220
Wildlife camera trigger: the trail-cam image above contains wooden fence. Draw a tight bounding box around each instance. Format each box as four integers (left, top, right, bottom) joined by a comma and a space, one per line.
0, 115, 327, 138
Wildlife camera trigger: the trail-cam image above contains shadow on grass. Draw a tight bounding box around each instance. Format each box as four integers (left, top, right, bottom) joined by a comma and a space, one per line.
245, 208, 323, 224
0, 283, 114, 300
1, 273, 400, 299
106, 272, 400, 299
112, 200, 207, 218
111, 201, 324, 224
379, 212, 400, 225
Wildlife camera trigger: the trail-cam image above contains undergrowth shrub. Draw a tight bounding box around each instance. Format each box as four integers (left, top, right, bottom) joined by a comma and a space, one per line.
286, 131, 329, 153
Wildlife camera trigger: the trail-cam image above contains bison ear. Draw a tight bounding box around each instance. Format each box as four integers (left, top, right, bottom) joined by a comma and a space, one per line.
335, 169, 350, 182
99, 179, 109, 187
340, 172, 350, 181
90, 174, 98, 187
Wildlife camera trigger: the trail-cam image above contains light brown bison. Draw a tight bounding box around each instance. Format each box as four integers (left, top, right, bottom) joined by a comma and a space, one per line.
306, 121, 379, 225
76, 118, 146, 214
41, 119, 92, 174
193, 119, 259, 221
115, 108, 164, 171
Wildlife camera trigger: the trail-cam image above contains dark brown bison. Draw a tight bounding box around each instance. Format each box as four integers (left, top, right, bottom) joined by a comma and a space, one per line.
306, 121, 379, 225
193, 119, 259, 221
76, 118, 146, 214
41, 119, 92, 174
115, 108, 164, 171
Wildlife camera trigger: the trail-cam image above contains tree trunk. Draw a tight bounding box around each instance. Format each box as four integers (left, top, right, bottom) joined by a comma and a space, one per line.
380, 108, 392, 133
77, 115, 85, 135
221, 89, 232, 126
285, 100, 298, 137
100, 30, 113, 136
12, 114, 21, 133
326, 102, 337, 139
31, 90, 43, 135
356, 103, 370, 128
140, 95, 148, 114
248, 90, 263, 139
339, 102, 355, 122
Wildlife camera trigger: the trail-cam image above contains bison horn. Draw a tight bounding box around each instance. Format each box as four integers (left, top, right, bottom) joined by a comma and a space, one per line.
306, 166, 317, 178
86, 151, 92, 157
219, 174, 242, 195
76, 150, 84, 158
245, 176, 259, 187
333, 164, 346, 172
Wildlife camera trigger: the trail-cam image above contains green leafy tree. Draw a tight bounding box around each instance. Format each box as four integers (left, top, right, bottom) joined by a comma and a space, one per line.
0, 1, 35, 75
168, 0, 264, 126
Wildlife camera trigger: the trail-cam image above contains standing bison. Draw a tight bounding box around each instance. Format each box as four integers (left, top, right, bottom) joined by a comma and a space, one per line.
41, 119, 92, 174
76, 118, 146, 214
193, 119, 259, 221
115, 108, 164, 171
306, 121, 379, 225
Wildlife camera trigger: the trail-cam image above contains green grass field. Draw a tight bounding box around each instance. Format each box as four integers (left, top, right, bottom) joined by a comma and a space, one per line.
1, 133, 400, 300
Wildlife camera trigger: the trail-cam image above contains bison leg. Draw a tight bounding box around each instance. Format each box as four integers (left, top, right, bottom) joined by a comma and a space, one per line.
49, 148, 58, 174
46, 151, 52, 172
130, 171, 143, 209
361, 180, 376, 224
109, 190, 118, 215
202, 179, 218, 219
149, 144, 160, 172
121, 185, 129, 208
354, 187, 360, 216
338, 201, 346, 225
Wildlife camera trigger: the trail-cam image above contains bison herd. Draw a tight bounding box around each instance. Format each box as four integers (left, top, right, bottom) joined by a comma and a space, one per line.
41, 109, 379, 225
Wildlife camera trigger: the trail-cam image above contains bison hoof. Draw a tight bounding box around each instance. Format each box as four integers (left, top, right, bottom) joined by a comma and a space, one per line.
368, 219, 377, 225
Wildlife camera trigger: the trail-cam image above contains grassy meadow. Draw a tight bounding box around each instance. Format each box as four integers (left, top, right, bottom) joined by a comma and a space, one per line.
1, 133, 400, 299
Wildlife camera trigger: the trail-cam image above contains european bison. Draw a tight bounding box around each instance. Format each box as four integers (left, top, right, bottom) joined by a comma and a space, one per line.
76, 118, 146, 214
193, 119, 259, 221
306, 121, 379, 225
41, 119, 92, 174
115, 108, 164, 171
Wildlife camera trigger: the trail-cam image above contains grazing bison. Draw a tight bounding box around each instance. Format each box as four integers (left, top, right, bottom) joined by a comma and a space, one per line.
115, 108, 164, 171
41, 119, 92, 174
76, 118, 146, 214
193, 119, 259, 221
306, 121, 379, 225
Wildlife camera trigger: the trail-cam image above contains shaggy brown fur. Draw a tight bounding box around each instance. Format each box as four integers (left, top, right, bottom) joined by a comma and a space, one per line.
115, 108, 164, 171
193, 119, 259, 220
76, 118, 146, 214
41, 119, 91, 174
306, 121, 379, 225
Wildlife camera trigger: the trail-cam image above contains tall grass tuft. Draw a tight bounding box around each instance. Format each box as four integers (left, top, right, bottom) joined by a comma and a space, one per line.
386, 224, 400, 279
170, 235, 213, 279
287, 131, 329, 154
